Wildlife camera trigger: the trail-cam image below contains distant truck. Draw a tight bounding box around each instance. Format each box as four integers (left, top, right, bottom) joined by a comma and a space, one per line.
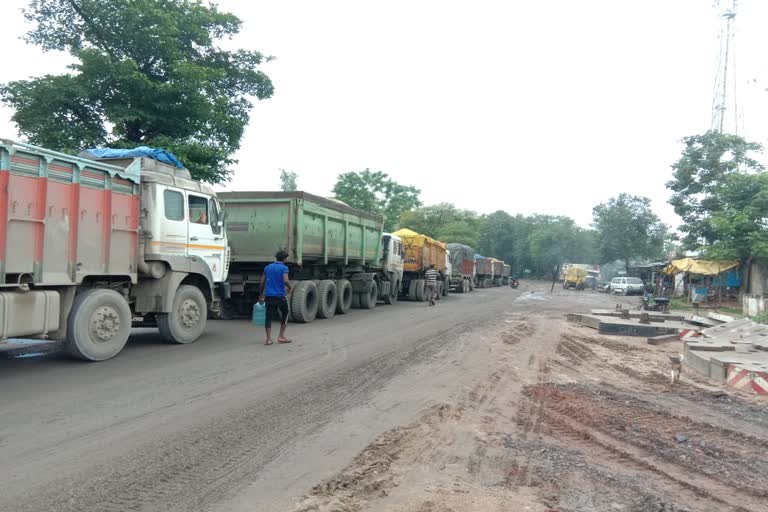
0, 140, 227, 361
563, 267, 587, 290
502, 264, 512, 285
491, 259, 505, 287
447, 243, 475, 293
474, 254, 493, 288
393, 228, 448, 301
220, 191, 404, 320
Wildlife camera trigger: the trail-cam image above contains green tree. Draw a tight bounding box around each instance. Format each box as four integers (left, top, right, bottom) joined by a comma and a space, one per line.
0, 0, 274, 183
279, 169, 298, 191
592, 194, 667, 271
477, 210, 515, 263
399, 203, 480, 245
332, 169, 421, 231
525, 215, 597, 277
667, 131, 767, 260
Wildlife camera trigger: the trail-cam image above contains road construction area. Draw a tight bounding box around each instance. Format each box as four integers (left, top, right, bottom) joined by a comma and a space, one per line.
2, 283, 767, 512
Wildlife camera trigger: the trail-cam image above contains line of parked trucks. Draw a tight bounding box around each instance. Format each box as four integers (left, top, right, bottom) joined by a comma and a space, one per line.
0, 141, 513, 361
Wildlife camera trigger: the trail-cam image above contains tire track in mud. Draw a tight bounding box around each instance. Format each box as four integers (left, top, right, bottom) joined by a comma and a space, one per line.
523, 382, 768, 512
293, 314, 551, 512
541, 406, 753, 512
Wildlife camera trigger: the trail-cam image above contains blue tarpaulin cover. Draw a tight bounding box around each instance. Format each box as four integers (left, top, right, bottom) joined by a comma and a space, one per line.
83, 147, 185, 169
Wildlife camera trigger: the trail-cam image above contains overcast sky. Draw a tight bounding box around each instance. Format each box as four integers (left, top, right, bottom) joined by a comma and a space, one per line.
2, 0, 768, 229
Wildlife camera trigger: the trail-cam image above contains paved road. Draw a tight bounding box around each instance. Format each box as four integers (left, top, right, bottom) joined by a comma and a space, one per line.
0, 286, 529, 512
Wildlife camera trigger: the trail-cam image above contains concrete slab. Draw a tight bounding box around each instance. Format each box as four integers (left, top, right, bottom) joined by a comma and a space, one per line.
647, 334, 679, 345
727, 364, 768, 394
700, 318, 761, 338
590, 309, 685, 322
708, 312, 737, 323
683, 334, 768, 387
684, 314, 723, 327
568, 313, 680, 337
684, 339, 736, 352
684, 347, 715, 377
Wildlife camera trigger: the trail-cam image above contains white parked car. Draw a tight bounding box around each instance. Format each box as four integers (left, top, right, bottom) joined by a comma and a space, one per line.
610, 277, 645, 295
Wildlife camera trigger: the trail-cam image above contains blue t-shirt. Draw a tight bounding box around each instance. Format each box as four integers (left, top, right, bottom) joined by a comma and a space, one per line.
264, 262, 289, 297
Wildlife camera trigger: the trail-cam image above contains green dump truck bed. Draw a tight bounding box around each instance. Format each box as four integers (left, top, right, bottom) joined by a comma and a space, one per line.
219, 191, 384, 266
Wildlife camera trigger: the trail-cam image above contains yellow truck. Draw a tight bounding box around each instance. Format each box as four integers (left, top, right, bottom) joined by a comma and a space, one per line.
393, 228, 448, 301
563, 267, 587, 290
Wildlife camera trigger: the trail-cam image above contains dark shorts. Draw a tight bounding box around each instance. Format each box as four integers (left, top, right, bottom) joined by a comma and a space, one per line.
264, 296, 289, 328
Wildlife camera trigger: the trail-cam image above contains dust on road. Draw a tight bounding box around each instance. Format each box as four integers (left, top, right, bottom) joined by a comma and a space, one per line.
293, 284, 768, 512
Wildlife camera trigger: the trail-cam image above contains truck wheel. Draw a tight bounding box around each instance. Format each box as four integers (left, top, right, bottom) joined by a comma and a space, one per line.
290, 281, 318, 323
335, 279, 353, 314
442, 278, 449, 297
158, 285, 208, 344
384, 280, 399, 305
359, 280, 378, 309
414, 279, 426, 302
65, 288, 132, 361
317, 280, 337, 319
408, 280, 417, 300
469, 280, 474, 291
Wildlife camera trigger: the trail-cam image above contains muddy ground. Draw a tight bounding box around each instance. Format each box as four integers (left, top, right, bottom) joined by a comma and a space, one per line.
293, 284, 768, 512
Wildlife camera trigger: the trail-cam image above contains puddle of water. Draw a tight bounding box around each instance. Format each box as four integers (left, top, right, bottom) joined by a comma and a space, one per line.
515, 294, 547, 302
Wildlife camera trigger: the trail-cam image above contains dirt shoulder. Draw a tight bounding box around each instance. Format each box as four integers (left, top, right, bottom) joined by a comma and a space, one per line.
293, 287, 768, 512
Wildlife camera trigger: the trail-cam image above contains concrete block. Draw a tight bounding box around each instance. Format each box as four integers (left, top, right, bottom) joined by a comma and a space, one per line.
708, 312, 736, 323
684, 348, 714, 377
684, 339, 736, 352
647, 334, 679, 345
591, 309, 684, 322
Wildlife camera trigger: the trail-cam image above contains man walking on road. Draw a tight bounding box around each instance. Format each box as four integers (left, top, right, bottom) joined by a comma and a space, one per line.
425, 264, 438, 306
259, 250, 293, 345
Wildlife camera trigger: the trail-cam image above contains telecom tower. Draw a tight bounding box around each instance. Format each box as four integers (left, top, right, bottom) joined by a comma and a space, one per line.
711, 0, 739, 134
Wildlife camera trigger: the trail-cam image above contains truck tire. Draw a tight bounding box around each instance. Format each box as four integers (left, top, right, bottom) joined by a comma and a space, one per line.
317, 280, 337, 319
65, 288, 132, 361
484, 278, 491, 289
414, 279, 426, 302
290, 281, 318, 323
442, 277, 449, 297
384, 280, 399, 305
408, 280, 417, 300
158, 285, 208, 344
335, 279, 353, 314
469, 279, 474, 291
359, 280, 378, 309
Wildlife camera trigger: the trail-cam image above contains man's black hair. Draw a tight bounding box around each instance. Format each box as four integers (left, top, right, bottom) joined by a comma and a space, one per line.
275, 250, 289, 262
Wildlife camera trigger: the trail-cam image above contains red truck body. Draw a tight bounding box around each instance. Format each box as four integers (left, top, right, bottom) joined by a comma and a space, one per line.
0, 141, 139, 286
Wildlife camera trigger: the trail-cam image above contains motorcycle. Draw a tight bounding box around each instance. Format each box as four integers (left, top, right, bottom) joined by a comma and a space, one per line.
510, 279, 520, 289
641, 292, 670, 313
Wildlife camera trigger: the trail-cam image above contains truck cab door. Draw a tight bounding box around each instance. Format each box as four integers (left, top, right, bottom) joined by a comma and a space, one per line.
154, 187, 189, 258
186, 192, 227, 283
